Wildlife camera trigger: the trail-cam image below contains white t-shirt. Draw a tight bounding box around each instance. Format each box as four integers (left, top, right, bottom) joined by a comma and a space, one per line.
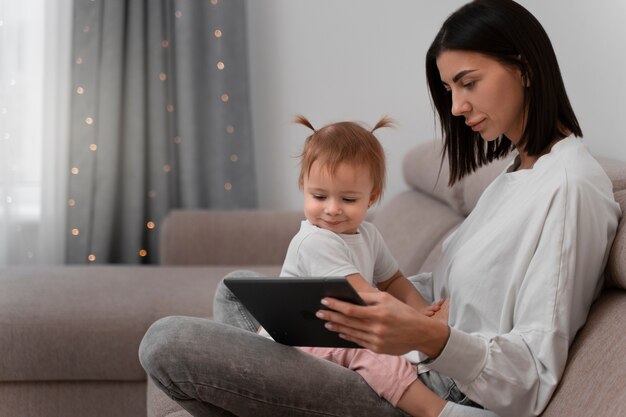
280, 220, 399, 285
423, 137, 621, 416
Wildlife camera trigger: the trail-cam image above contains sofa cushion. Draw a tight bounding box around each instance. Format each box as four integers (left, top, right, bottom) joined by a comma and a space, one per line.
460, 155, 514, 214
402, 141, 514, 216
0, 265, 280, 382
147, 377, 192, 417
402, 141, 465, 214
160, 210, 304, 265
542, 290, 626, 417
0, 380, 146, 417
372, 191, 463, 276
598, 156, 626, 192
606, 190, 626, 289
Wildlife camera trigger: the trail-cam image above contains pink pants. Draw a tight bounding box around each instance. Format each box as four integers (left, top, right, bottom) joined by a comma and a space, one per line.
299, 347, 417, 406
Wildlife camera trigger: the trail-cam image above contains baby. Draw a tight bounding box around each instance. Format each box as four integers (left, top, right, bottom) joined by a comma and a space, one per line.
259, 115, 445, 416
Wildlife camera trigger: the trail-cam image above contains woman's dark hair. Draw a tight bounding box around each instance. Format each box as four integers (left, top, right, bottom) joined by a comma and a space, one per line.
426, 0, 582, 185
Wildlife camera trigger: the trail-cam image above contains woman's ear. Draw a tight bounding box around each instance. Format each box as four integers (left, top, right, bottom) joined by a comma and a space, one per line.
517, 55, 531, 87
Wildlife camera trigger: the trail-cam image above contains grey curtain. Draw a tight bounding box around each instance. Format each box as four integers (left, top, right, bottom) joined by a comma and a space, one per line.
67, 0, 256, 264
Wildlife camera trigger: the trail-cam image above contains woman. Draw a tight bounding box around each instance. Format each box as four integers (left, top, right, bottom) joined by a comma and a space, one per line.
139, 1, 620, 416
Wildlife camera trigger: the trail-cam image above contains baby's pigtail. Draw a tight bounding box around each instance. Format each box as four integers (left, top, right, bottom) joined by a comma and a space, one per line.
293, 115, 316, 132
371, 115, 395, 133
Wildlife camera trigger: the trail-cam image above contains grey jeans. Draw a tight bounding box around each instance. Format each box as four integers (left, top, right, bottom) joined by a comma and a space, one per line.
139, 270, 479, 417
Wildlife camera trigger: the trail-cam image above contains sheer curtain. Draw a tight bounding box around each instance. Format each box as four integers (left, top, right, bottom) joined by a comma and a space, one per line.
0, 0, 72, 266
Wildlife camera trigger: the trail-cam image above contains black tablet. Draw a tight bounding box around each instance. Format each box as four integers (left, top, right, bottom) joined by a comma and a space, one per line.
223, 276, 366, 348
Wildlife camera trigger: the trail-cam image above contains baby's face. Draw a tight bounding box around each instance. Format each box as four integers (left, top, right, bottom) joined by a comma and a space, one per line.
302, 161, 376, 234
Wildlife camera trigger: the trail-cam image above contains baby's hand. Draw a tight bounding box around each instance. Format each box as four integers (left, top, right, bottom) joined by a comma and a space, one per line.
425, 299, 449, 324
424, 299, 444, 316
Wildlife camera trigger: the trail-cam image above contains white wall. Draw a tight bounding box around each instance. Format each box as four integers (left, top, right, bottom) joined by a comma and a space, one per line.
246, 0, 626, 210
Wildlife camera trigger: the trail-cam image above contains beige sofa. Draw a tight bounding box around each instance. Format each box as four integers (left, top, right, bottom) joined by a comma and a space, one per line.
1, 140, 624, 417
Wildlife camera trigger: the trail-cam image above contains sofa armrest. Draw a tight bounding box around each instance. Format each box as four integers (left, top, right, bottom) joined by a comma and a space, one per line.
159, 209, 304, 265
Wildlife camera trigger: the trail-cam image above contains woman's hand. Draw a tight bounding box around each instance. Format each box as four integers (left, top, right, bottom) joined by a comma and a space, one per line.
316, 291, 450, 358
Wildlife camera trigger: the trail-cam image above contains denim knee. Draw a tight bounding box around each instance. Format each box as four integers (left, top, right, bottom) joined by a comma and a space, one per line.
138, 316, 186, 383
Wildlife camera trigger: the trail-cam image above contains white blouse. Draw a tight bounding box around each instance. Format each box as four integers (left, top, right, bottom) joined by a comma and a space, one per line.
426, 137, 621, 416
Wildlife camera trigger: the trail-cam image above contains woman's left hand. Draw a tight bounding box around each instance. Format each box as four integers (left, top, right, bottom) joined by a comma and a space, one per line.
317, 291, 450, 358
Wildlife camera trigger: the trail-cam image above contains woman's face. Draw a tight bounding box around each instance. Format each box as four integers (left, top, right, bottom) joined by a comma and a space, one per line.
436, 50, 526, 144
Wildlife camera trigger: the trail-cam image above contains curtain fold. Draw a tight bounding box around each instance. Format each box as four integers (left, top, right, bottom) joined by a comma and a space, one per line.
67, 0, 256, 264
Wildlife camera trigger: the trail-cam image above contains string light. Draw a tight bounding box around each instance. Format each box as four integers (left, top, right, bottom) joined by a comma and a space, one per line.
226, 125, 235, 134
71, 228, 80, 236
68, 199, 76, 206
161, 40, 169, 48
88, 254, 96, 262
214, 29, 222, 38
230, 154, 238, 162
76, 86, 85, 94
85, 116, 94, 125
76, 57, 83, 64
139, 249, 148, 257
221, 94, 229, 102
159, 73, 167, 81
224, 182, 232, 191
217, 61, 225, 70
71, 167, 80, 175
89, 144, 97, 151
147, 221, 156, 230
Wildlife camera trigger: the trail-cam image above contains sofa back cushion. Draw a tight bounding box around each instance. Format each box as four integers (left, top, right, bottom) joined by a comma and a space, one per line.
402, 140, 514, 216
605, 189, 626, 288
372, 191, 463, 276
541, 290, 626, 417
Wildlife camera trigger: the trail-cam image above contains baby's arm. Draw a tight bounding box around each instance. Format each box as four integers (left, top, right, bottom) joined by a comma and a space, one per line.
344, 271, 450, 323
346, 273, 379, 293
376, 270, 433, 314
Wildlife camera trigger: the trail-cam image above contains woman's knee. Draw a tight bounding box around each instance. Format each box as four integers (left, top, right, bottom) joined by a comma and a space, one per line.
139, 316, 189, 379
